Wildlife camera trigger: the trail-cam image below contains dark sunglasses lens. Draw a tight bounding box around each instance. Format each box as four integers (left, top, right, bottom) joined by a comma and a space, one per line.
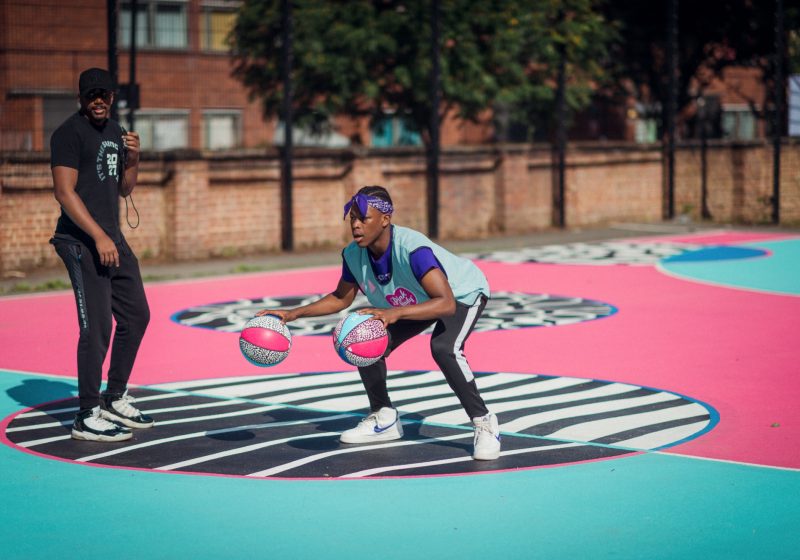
85, 90, 111, 101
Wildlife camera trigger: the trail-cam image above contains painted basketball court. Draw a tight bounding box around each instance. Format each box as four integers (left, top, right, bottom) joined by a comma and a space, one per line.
1, 229, 798, 559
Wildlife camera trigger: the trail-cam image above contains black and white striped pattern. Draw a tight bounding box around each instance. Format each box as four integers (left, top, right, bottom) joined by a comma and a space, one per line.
172, 292, 616, 335
463, 241, 701, 266
4, 370, 714, 479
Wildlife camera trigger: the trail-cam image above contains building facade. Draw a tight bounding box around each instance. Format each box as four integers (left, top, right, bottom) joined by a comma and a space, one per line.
0, 0, 495, 153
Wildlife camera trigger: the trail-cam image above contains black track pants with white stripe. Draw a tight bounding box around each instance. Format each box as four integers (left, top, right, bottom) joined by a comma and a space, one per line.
53, 237, 150, 410
358, 296, 490, 419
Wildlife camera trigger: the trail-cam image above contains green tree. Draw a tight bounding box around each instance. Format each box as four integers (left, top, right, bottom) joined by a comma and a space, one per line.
503, 0, 617, 140
603, 0, 800, 137
230, 0, 614, 145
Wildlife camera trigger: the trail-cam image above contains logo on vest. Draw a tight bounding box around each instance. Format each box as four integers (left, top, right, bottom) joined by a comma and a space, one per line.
386, 287, 417, 307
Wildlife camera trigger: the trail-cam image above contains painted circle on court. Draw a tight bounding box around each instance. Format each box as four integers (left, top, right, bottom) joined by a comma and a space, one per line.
3, 370, 716, 479
464, 241, 702, 266
171, 292, 617, 335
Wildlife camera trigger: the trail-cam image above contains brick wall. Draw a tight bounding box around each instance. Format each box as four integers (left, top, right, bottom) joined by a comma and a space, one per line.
675, 141, 800, 223
2, 141, 799, 275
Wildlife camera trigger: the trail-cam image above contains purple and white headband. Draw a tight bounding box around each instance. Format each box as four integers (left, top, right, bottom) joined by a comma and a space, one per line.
343, 193, 394, 219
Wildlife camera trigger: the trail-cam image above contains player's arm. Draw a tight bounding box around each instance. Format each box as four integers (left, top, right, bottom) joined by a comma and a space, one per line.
120, 131, 140, 197
362, 268, 456, 327
258, 278, 360, 323
52, 166, 119, 267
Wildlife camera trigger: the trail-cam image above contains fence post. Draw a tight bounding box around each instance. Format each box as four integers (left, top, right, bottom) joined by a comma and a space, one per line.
773, 0, 785, 224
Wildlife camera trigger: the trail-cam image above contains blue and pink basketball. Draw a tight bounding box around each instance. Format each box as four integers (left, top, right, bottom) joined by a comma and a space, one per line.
333, 313, 389, 367
239, 314, 292, 367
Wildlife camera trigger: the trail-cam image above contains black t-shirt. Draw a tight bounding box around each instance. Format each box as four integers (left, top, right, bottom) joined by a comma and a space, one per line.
50, 112, 125, 244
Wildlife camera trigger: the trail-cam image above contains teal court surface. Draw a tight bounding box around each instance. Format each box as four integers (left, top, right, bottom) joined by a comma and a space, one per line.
1, 229, 798, 559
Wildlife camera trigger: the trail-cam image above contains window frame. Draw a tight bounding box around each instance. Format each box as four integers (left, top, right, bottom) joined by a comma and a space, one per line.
720, 104, 758, 141
200, 1, 241, 53
122, 108, 191, 152
120, 0, 189, 51
202, 109, 243, 150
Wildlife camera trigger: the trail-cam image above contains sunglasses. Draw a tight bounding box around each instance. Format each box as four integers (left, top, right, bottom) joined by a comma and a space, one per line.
83, 89, 113, 102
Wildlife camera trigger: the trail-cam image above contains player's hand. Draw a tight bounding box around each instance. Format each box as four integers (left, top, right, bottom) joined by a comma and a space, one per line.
257, 309, 297, 323
94, 234, 119, 268
122, 131, 140, 166
357, 307, 399, 327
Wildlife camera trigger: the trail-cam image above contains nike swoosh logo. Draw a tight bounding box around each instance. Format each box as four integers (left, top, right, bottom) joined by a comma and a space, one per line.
373, 420, 396, 433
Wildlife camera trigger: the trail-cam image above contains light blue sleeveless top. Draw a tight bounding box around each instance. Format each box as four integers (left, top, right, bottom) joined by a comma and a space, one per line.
342, 225, 490, 309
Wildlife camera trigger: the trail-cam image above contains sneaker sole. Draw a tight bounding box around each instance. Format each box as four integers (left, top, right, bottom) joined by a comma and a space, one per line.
100, 410, 155, 429
71, 429, 132, 442
472, 448, 501, 461
340, 424, 404, 444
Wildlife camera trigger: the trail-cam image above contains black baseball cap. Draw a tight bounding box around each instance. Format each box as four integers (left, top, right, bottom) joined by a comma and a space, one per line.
78, 68, 115, 97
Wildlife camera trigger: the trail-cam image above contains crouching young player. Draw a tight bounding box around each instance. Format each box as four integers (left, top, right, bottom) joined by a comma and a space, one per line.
260, 185, 501, 460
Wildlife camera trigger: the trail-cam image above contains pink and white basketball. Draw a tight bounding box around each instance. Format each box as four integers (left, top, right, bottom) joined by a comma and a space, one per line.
239, 314, 292, 367
333, 313, 389, 367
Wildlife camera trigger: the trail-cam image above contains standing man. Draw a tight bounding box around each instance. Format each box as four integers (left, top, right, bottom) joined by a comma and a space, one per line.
50, 68, 153, 442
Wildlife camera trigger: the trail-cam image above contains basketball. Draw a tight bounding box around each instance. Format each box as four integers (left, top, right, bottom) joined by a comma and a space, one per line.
239, 314, 292, 367
332, 312, 389, 367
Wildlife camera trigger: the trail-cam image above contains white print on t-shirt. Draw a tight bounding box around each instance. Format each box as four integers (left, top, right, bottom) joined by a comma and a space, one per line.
107, 153, 118, 177
96, 140, 120, 182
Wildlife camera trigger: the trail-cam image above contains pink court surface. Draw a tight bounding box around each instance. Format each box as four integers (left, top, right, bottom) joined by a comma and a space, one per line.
1, 228, 799, 559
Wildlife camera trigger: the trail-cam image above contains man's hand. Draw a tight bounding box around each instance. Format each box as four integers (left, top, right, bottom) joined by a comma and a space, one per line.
357, 307, 401, 327
123, 131, 140, 167
256, 309, 298, 323
94, 233, 119, 268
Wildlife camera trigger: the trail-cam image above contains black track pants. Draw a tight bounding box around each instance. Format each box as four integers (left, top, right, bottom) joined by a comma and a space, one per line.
358, 296, 490, 420
53, 237, 150, 410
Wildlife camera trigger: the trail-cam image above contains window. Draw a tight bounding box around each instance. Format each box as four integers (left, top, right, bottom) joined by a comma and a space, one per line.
370, 112, 422, 147
44, 95, 79, 147
788, 75, 800, 137
273, 121, 350, 147
634, 119, 658, 144
200, 2, 240, 52
120, 1, 188, 49
203, 110, 241, 150
721, 106, 757, 141
123, 110, 189, 151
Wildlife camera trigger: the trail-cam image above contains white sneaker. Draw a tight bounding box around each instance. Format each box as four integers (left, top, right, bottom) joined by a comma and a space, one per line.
72, 406, 132, 442
340, 407, 403, 443
472, 413, 501, 460
101, 390, 155, 429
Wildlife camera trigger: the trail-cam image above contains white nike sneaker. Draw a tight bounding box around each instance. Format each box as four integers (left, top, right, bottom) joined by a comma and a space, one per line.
472, 412, 501, 460
340, 407, 403, 444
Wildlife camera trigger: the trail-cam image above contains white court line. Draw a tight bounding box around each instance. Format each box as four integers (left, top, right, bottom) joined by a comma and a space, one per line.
17, 392, 183, 418
342, 442, 581, 478
654, 451, 800, 472
15, 434, 73, 447
248, 433, 475, 477
303, 372, 549, 413
12, 397, 246, 429
157, 432, 341, 471
613, 420, 710, 450
548, 404, 708, 443
15, 404, 286, 447
6, 419, 71, 432
77, 413, 352, 462
501, 392, 680, 433
655, 261, 800, 298
421, 382, 641, 425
